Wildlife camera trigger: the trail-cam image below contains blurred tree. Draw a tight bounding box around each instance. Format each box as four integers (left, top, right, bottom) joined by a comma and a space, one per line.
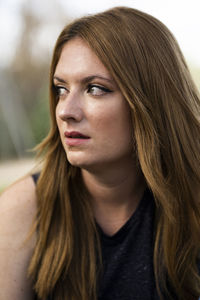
0, 0, 71, 159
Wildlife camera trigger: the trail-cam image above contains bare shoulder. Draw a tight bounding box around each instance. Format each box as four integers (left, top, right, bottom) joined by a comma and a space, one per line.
0, 176, 37, 241
0, 176, 37, 299
0, 175, 37, 221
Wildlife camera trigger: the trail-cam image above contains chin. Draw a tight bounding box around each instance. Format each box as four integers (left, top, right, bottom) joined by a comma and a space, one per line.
67, 156, 101, 172
66, 150, 95, 166
67, 155, 91, 169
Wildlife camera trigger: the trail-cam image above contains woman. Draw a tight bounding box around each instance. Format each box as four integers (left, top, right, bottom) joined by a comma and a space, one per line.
1, 6, 200, 300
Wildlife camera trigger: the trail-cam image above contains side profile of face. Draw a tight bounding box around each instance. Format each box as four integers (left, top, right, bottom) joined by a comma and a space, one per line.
54, 37, 134, 172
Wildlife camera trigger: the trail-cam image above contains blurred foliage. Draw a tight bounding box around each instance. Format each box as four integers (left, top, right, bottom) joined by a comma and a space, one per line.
0, 1, 70, 160
30, 88, 50, 145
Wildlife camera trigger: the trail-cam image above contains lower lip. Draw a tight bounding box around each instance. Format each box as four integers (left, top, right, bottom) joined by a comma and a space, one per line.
65, 137, 90, 146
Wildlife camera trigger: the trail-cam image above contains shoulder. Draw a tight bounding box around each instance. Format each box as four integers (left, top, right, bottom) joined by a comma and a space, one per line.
0, 175, 37, 299
0, 175, 37, 234
0, 174, 37, 250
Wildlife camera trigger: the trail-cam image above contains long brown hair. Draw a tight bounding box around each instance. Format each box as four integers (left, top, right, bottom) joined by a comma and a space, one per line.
29, 6, 200, 299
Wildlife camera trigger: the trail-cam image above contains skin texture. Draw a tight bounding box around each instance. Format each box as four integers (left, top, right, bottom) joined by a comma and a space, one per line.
55, 38, 145, 235
55, 37, 134, 173
0, 176, 37, 299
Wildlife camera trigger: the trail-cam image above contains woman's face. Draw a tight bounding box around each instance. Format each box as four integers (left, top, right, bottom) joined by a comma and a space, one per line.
54, 37, 133, 172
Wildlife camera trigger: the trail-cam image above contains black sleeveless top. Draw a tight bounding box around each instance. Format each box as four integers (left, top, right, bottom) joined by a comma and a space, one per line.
32, 174, 159, 299
97, 188, 158, 300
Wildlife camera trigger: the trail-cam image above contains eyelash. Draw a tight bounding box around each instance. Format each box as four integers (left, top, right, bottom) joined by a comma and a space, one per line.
87, 84, 112, 96
53, 84, 112, 98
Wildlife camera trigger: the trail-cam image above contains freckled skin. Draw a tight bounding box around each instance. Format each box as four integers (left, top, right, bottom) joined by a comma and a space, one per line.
55, 37, 134, 172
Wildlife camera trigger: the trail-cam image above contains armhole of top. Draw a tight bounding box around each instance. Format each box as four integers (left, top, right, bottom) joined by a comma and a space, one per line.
32, 173, 40, 185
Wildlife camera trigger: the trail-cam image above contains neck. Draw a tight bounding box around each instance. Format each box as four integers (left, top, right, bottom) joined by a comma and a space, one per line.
81, 161, 146, 235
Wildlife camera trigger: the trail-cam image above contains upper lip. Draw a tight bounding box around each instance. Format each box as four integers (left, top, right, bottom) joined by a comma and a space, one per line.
64, 131, 90, 138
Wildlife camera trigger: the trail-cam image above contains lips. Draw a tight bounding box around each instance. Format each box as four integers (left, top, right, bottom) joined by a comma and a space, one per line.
64, 131, 90, 139
64, 131, 90, 146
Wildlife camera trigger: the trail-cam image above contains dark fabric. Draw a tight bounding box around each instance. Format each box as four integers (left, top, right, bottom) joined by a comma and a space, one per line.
31, 174, 159, 299
97, 189, 159, 300
32, 173, 40, 184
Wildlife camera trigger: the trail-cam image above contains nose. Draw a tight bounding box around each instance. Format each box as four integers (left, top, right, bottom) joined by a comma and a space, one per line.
56, 90, 83, 122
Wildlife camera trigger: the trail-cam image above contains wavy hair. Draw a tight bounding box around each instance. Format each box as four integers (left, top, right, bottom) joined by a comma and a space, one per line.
29, 6, 200, 300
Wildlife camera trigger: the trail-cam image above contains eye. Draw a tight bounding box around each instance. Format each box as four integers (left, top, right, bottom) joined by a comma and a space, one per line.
54, 85, 68, 98
87, 84, 112, 96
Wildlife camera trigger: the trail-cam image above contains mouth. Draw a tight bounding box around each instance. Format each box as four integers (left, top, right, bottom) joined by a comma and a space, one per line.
64, 131, 90, 146
64, 131, 90, 139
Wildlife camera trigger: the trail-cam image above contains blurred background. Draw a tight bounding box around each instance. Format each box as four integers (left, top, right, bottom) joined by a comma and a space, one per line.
0, 0, 200, 190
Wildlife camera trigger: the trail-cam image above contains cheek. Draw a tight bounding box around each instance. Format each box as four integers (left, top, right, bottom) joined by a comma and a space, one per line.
55, 104, 61, 129
91, 105, 132, 142
55, 102, 60, 119
90, 110, 116, 136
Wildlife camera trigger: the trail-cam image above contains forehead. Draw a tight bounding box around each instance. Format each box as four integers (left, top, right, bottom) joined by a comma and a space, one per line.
54, 37, 111, 80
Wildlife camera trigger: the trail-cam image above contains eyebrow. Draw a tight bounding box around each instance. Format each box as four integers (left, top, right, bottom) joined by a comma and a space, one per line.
53, 75, 115, 85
